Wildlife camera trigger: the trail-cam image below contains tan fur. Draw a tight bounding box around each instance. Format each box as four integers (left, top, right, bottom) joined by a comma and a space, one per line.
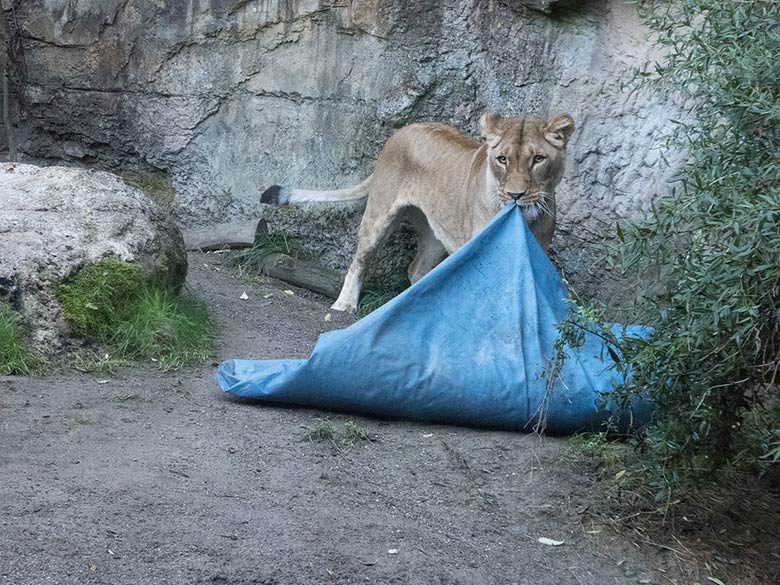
263, 113, 575, 313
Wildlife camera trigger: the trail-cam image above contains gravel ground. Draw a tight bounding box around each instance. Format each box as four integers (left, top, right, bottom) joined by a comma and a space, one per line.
1, 252, 775, 585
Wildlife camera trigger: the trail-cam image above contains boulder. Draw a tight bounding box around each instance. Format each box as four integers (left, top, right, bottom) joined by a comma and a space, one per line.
0, 163, 187, 352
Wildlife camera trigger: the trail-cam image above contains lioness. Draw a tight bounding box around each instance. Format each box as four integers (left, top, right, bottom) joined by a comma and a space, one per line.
261, 112, 575, 313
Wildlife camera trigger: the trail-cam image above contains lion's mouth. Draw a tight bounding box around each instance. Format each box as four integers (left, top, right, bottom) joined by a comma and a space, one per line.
517, 196, 541, 206
499, 191, 552, 219
498, 190, 543, 204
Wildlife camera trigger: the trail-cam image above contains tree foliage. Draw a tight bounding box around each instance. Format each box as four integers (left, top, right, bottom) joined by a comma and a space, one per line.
571, 1, 780, 490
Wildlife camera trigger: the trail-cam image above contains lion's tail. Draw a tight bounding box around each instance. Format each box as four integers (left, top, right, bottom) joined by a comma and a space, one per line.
260, 175, 373, 205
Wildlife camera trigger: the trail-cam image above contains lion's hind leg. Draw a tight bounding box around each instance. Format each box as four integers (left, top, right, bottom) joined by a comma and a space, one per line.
407, 207, 448, 284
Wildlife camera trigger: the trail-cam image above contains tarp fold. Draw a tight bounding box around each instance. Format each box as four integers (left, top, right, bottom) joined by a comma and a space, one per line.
216, 203, 650, 434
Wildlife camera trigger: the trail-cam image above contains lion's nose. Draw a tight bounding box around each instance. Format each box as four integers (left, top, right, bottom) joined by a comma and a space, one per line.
507, 191, 525, 201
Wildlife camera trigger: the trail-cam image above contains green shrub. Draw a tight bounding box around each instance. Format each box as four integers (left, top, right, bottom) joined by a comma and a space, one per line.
569, 1, 780, 494
57, 260, 213, 371
0, 302, 42, 375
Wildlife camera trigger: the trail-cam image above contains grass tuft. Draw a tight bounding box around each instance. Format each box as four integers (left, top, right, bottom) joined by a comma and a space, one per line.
110, 286, 214, 371
304, 418, 374, 451
0, 302, 43, 375
57, 260, 214, 371
342, 420, 371, 444
357, 281, 409, 317
304, 418, 338, 444
235, 231, 310, 269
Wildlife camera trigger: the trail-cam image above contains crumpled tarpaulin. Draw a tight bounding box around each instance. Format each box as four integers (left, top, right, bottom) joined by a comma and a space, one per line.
215, 203, 651, 434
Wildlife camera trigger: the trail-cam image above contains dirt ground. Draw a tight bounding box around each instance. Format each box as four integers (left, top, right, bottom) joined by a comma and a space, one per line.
1, 252, 778, 585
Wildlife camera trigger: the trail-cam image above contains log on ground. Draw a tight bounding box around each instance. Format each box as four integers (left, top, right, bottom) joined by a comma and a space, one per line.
255, 254, 344, 299
184, 220, 266, 251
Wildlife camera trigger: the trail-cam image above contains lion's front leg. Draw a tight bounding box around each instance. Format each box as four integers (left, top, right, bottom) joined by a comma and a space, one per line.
332, 265, 362, 313
332, 201, 403, 313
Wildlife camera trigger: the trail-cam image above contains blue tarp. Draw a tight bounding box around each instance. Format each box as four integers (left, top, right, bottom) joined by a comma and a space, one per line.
215, 203, 651, 434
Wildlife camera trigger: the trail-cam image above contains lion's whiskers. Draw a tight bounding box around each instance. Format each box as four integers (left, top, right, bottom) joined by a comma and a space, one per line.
494, 189, 552, 219
533, 192, 552, 217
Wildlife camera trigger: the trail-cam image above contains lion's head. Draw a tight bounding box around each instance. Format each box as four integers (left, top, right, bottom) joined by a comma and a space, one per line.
480, 113, 575, 221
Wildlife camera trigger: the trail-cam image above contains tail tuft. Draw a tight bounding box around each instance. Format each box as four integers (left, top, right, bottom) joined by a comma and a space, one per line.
261, 175, 372, 205
260, 185, 289, 205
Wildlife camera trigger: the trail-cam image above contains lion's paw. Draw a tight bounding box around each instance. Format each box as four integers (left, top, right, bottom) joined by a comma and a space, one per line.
330, 300, 357, 313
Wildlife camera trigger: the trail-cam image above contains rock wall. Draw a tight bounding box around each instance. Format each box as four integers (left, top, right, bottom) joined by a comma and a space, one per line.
12, 0, 679, 301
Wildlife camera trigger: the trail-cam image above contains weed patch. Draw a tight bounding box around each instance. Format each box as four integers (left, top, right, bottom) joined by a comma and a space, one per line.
304, 418, 374, 452
568, 431, 628, 477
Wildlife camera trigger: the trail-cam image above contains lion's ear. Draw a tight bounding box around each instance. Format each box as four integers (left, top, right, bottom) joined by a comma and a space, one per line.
544, 114, 575, 149
480, 113, 505, 146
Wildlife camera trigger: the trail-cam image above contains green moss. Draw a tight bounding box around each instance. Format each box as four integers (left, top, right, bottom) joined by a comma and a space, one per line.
122, 170, 176, 209
56, 260, 145, 338
0, 302, 43, 375
57, 259, 214, 371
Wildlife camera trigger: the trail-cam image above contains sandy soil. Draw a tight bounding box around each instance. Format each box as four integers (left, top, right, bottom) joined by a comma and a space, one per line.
1, 252, 776, 585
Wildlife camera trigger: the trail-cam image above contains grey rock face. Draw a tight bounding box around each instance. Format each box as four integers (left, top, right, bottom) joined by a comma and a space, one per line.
15, 0, 680, 300
0, 163, 186, 352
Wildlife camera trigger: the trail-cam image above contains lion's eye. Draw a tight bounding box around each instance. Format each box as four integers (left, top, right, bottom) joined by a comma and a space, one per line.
533, 155, 546, 164
496, 155, 507, 164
